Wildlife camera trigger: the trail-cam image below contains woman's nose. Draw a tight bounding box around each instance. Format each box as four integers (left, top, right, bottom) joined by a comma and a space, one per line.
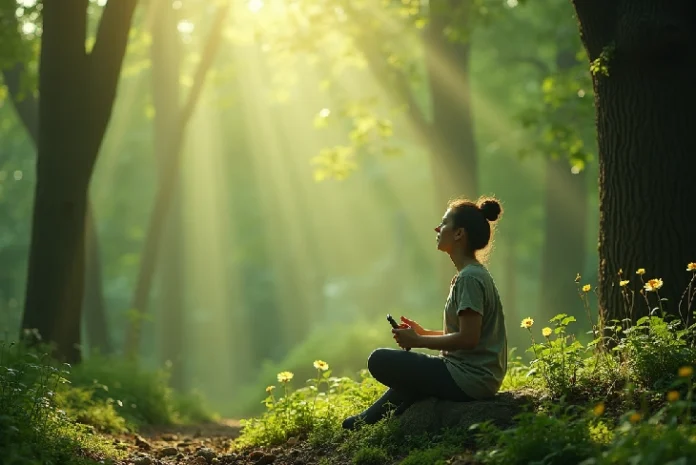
434, 226, 441, 233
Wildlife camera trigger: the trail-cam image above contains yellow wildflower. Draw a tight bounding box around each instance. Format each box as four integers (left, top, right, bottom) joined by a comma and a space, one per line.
644, 278, 663, 292
313, 360, 329, 371
582, 284, 591, 293
667, 391, 680, 402
629, 412, 642, 423
593, 403, 605, 416
688, 262, 696, 272
678, 366, 694, 378
542, 327, 552, 338
520, 318, 534, 329
265, 385, 275, 393
636, 268, 645, 275
277, 371, 294, 383
619, 280, 630, 287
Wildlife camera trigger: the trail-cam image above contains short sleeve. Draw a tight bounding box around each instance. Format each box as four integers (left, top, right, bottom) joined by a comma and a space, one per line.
453, 275, 485, 316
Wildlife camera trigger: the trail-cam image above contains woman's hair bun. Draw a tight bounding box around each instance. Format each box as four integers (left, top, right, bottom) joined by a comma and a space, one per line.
479, 199, 502, 222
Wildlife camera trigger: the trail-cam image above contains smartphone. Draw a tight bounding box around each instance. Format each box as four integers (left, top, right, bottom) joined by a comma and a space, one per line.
387, 314, 411, 351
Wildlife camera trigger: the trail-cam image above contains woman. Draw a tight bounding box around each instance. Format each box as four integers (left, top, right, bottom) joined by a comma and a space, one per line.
342, 196, 507, 430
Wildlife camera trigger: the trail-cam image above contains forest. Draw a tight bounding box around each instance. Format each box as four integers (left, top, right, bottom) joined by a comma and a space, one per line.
0, 0, 694, 464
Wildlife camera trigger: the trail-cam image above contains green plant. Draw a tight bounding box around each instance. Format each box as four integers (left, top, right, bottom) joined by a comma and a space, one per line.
352, 446, 389, 465
0, 341, 124, 465
235, 360, 386, 448
474, 405, 600, 465
399, 444, 459, 465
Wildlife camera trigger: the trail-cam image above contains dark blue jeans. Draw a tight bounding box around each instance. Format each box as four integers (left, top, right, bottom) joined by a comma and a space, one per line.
343, 348, 474, 429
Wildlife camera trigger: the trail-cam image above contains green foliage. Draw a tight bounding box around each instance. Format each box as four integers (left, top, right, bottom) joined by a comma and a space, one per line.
0, 341, 124, 465
398, 444, 459, 465
69, 355, 217, 427
474, 406, 601, 465
351, 446, 389, 465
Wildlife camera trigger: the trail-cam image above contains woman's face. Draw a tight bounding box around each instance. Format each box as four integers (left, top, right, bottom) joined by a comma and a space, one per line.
434, 208, 465, 253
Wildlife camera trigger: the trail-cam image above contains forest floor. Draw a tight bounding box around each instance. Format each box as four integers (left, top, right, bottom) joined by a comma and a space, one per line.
115, 419, 333, 465
114, 419, 479, 465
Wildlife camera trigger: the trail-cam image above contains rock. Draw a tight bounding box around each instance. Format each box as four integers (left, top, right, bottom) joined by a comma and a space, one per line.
161, 434, 178, 441
254, 454, 276, 465
134, 435, 151, 450
395, 391, 533, 434
196, 447, 217, 463
133, 457, 152, 465
248, 451, 265, 461
286, 437, 299, 446
190, 457, 207, 465
158, 447, 178, 458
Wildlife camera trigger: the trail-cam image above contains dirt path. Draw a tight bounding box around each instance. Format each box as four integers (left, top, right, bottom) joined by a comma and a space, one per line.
114, 419, 316, 465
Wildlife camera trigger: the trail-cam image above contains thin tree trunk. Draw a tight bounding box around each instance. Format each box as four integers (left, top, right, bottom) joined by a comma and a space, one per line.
539, 157, 587, 322
151, 0, 185, 388
425, 0, 478, 206
571, 0, 696, 323
22, 0, 138, 363
83, 205, 112, 354
124, 3, 231, 357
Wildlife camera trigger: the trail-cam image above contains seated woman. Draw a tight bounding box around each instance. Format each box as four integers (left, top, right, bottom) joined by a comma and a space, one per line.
342, 196, 508, 429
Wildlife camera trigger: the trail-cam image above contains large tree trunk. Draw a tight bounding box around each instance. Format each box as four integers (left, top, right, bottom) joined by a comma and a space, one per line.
21, 0, 137, 363
151, 0, 185, 389
3, 63, 112, 357
424, 0, 478, 206
571, 0, 696, 323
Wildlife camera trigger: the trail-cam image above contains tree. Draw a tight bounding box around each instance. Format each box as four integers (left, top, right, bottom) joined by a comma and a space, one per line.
1, 24, 112, 356
150, 0, 186, 389
570, 0, 696, 323
21, 0, 138, 363
123, 2, 231, 357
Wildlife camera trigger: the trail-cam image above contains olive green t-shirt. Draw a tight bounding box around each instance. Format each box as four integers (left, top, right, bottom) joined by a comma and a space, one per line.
441, 264, 507, 400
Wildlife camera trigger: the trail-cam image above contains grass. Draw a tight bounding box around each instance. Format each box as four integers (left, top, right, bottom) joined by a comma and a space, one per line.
233, 263, 696, 465
0, 341, 217, 465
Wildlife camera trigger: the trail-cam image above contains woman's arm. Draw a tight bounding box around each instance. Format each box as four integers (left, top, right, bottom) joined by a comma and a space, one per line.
414, 310, 482, 351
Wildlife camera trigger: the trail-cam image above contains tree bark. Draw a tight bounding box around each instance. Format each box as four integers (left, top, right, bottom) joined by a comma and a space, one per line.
571, 0, 696, 323
151, 0, 186, 389
124, 3, 231, 357
22, 0, 137, 363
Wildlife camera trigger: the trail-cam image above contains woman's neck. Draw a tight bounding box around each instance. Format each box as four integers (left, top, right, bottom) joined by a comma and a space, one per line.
449, 250, 479, 272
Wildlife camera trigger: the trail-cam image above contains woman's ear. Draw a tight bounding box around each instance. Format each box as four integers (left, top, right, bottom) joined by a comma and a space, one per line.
454, 228, 466, 241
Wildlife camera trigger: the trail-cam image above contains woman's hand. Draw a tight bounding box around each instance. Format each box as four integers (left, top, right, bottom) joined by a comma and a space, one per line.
400, 316, 426, 335
392, 326, 421, 349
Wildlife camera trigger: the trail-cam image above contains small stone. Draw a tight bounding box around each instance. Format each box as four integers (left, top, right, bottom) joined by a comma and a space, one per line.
248, 451, 264, 461
190, 457, 207, 465
134, 435, 151, 450
158, 447, 178, 457
255, 454, 276, 465
161, 434, 178, 441
133, 457, 152, 465
286, 437, 299, 446
196, 447, 217, 463
270, 447, 282, 455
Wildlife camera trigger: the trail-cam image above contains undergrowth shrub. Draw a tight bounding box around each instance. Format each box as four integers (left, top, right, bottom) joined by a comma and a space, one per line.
0, 342, 124, 465
69, 355, 216, 427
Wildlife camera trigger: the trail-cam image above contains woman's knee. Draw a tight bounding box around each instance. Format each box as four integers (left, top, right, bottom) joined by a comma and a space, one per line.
367, 348, 397, 379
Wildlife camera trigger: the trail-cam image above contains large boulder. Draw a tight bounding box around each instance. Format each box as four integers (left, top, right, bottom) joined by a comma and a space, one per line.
395, 390, 534, 434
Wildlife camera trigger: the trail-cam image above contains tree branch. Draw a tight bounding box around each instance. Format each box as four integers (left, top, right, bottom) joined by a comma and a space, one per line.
87, 0, 139, 154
